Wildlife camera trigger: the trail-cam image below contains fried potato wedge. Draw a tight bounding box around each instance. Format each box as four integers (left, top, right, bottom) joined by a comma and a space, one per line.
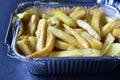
70, 7, 86, 21
101, 33, 115, 55
28, 15, 39, 35
48, 27, 83, 49
67, 45, 76, 50
53, 10, 77, 27
28, 36, 37, 52
17, 11, 31, 21
16, 37, 33, 56
47, 17, 60, 27
63, 24, 89, 48
42, 13, 50, 19
105, 43, 120, 56
101, 19, 120, 38
17, 20, 25, 39
77, 19, 101, 40
91, 9, 102, 34
36, 19, 48, 51
78, 31, 102, 49
49, 49, 101, 57
29, 30, 55, 58
55, 39, 70, 50
112, 28, 120, 39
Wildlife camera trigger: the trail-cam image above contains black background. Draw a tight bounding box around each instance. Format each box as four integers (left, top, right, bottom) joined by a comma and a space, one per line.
0, 0, 120, 80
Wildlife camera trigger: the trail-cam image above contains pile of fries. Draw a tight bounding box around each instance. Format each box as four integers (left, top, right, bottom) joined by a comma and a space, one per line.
16, 7, 120, 58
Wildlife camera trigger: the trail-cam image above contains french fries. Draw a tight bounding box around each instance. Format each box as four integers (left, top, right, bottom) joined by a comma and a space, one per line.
42, 13, 50, 19
36, 19, 47, 51
101, 19, 120, 38
63, 24, 89, 48
105, 43, 120, 56
112, 27, 120, 39
54, 39, 70, 50
28, 36, 37, 52
70, 7, 86, 21
29, 30, 55, 58
47, 17, 60, 27
91, 9, 102, 34
16, 36, 34, 56
17, 11, 31, 21
16, 6, 120, 58
53, 10, 77, 27
77, 19, 101, 40
28, 15, 39, 36
77, 31, 102, 49
48, 27, 83, 49
101, 33, 115, 55
49, 49, 101, 57
17, 20, 25, 38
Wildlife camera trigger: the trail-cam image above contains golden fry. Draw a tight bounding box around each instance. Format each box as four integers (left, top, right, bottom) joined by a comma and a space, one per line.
47, 17, 60, 27
91, 9, 102, 34
17, 11, 31, 21
70, 7, 86, 21
28, 36, 37, 52
42, 13, 50, 19
101, 19, 120, 38
112, 28, 120, 39
67, 45, 76, 50
53, 10, 77, 27
17, 20, 25, 39
48, 27, 83, 49
29, 30, 55, 58
36, 19, 48, 51
105, 43, 120, 56
49, 49, 101, 57
16, 37, 33, 56
101, 33, 115, 55
55, 39, 70, 50
63, 24, 89, 48
77, 19, 101, 40
78, 31, 102, 49
28, 15, 39, 35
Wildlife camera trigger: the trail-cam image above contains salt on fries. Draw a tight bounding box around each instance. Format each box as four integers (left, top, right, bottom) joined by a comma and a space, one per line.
16, 6, 120, 58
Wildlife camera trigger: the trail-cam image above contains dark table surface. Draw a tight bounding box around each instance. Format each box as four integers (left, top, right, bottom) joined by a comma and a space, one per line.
0, 0, 120, 80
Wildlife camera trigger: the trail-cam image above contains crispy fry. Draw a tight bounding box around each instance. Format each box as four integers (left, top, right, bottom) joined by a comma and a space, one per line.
49, 49, 101, 57
53, 10, 77, 27
36, 19, 48, 51
17, 11, 31, 21
29, 30, 55, 58
28, 36, 37, 52
42, 13, 50, 19
77, 31, 102, 49
28, 15, 39, 35
101, 33, 115, 55
77, 19, 101, 40
67, 45, 76, 50
105, 16, 114, 23
47, 17, 60, 27
63, 24, 89, 48
105, 43, 120, 56
112, 28, 120, 39
16, 37, 33, 56
17, 20, 25, 39
55, 39, 70, 50
70, 7, 86, 21
101, 19, 120, 38
48, 27, 83, 49
91, 9, 102, 34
